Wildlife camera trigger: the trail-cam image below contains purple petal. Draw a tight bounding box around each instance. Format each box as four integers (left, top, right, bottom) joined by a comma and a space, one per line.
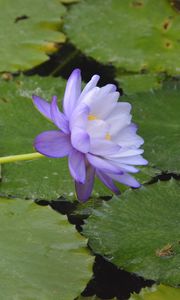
90, 139, 121, 156
68, 149, 86, 183
63, 69, 81, 118
109, 173, 141, 188
34, 130, 72, 158
69, 103, 89, 131
32, 95, 51, 120
71, 127, 90, 153
50, 96, 69, 134
96, 170, 120, 194
86, 153, 122, 174
75, 164, 95, 202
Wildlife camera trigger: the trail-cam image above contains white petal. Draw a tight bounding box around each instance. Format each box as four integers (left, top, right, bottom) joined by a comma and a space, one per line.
114, 155, 148, 165
89, 139, 120, 156
114, 124, 144, 147
108, 113, 132, 136
115, 102, 132, 114
98, 84, 117, 96
81, 86, 119, 120
79, 75, 100, 102
93, 92, 120, 119
110, 148, 144, 159
80, 86, 100, 107
87, 119, 109, 139
106, 102, 132, 136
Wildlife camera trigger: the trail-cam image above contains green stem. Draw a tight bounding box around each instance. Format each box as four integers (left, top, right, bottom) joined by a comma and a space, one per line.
0, 152, 44, 164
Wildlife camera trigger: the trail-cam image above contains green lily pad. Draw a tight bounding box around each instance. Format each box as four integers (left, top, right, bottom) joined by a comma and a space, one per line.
72, 198, 105, 220
83, 180, 180, 286
116, 73, 163, 95
72, 166, 161, 219
65, 0, 180, 75
123, 80, 180, 172
134, 167, 161, 184
0, 76, 71, 200
0, 197, 93, 299
0, 0, 66, 72
130, 284, 180, 300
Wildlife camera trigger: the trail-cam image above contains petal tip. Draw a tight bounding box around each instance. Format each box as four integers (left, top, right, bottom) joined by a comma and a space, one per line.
92, 74, 100, 81
144, 159, 148, 165
32, 94, 36, 100
32, 94, 39, 104
133, 182, 141, 188
72, 68, 81, 76
141, 158, 148, 165
115, 189, 121, 195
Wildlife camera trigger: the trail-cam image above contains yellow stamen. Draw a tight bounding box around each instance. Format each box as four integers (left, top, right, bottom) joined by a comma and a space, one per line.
105, 133, 111, 140
88, 114, 97, 121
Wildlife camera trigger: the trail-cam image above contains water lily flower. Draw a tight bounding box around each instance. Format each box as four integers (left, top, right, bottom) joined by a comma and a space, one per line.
32, 69, 148, 202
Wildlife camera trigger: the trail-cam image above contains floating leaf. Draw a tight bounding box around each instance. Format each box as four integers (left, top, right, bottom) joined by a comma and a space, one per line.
72, 198, 105, 220
72, 165, 161, 219
134, 167, 161, 184
123, 80, 180, 172
130, 284, 180, 300
0, 75, 114, 200
116, 73, 163, 95
83, 180, 180, 286
0, 197, 93, 299
65, 0, 180, 75
0, 0, 66, 72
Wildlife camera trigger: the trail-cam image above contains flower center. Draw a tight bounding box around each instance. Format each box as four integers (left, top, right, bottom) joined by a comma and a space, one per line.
88, 114, 97, 121
105, 133, 111, 140
87, 114, 111, 141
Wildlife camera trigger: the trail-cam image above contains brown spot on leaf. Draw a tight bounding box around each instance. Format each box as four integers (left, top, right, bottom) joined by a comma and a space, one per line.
165, 40, 173, 48
156, 243, 174, 257
0, 97, 9, 103
15, 15, 29, 23
163, 21, 170, 30
131, 1, 143, 7
141, 64, 148, 72
1, 73, 13, 81
163, 18, 172, 31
